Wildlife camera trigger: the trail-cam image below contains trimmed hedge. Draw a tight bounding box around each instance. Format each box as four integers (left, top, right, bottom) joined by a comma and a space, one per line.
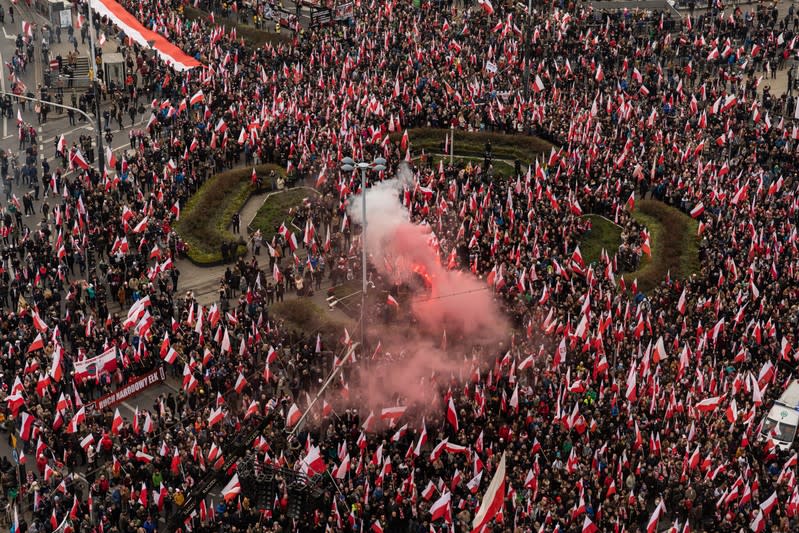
393, 128, 554, 163
176, 164, 285, 265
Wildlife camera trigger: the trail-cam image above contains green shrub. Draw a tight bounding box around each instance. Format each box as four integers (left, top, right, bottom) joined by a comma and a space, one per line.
177, 164, 284, 265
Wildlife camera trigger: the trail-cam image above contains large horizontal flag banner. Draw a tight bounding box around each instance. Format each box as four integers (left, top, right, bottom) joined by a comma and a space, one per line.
89, 0, 201, 71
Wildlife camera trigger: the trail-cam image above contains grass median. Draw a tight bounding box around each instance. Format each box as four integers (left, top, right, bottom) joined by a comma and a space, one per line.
271, 299, 353, 343
176, 164, 285, 265
395, 128, 554, 165
579, 201, 700, 293
250, 188, 321, 241
580, 215, 622, 266
631, 199, 700, 293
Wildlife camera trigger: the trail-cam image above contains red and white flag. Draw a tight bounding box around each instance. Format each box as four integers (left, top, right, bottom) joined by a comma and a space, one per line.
647, 500, 666, 533
208, 407, 224, 426
446, 397, 459, 431
300, 445, 326, 476
477, 0, 494, 15
286, 402, 302, 427
695, 396, 722, 413
190, 90, 204, 105
430, 491, 452, 522
380, 406, 407, 423
221, 473, 241, 501
471, 453, 506, 532
583, 517, 599, 533
112, 408, 123, 435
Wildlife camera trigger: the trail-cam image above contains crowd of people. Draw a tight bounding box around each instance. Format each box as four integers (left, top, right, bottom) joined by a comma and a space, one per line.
1, 0, 799, 532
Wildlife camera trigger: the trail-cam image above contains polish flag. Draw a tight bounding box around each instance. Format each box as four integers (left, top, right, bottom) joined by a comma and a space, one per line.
70, 149, 89, 170
221, 473, 241, 501
422, 481, 436, 501
135, 450, 154, 463
334, 454, 350, 479
532, 75, 545, 93
594, 63, 605, 82
471, 453, 506, 532
750, 510, 766, 533
477, 0, 494, 15
112, 408, 123, 435
132, 217, 149, 233
162, 347, 178, 364
695, 396, 722, 413
27, 333, 44, 353
233, 373, 247, 394
79, 433, 95, 451
726, 399, 738, 423
677, 287, 687, 315
244, 400, 259, 420
208, 407, 224, 427
690, 202, 705, 218
652, 336, 667, 363
582, 517, 599, 533
380, 406, 407, 423
446, 397, 459, 431
20, 412, 35, 441
646, 500, 666, 533
387, 295, 399, 308
32, 311, 49, 333
300, 445, 326, 476
429, 491, 452, 522
286, 403, 302, 427
760, 490, 778, 516
190, 90, 204, 105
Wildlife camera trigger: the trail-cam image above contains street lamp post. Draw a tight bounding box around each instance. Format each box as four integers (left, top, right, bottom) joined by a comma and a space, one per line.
340, 156, 386, 354
86, 1, 105, 175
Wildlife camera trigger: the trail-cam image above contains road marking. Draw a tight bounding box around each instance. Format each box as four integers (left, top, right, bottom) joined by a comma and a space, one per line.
161, 380, 181, 393
120, 400, 138, 414
43, 115, 146, 145
42, 123, 96, 144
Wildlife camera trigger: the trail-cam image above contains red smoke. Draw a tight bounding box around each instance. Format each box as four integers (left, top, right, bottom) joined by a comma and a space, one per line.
337, 167, 510, 416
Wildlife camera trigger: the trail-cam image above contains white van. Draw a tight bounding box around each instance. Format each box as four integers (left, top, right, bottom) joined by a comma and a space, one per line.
760, 381, 799, 450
